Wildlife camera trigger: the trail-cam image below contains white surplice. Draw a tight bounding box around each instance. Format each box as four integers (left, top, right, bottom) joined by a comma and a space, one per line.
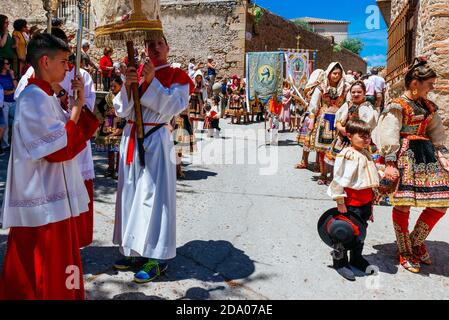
15, 67, 96, 181
1, 84, 89, 228
112, 64, 190, 260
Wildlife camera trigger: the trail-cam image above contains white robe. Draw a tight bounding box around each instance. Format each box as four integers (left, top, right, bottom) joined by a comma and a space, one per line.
1, 84, 89, 228
15, 67, 96, 181
112, 65, 190, 260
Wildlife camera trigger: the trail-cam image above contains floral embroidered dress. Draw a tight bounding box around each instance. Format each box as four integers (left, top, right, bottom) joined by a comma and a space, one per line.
376, 95, 449, 207
308, 62, 349, 153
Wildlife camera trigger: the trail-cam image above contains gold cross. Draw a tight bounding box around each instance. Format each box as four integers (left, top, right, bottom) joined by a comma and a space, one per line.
296, 34, 301, 50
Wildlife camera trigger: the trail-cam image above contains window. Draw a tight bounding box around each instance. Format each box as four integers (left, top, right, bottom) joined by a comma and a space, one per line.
56, 0, 92, 32
386, 0, 417, 83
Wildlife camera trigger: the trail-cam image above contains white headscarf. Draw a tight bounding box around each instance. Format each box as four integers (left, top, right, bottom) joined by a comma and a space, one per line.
304, 69, 325, 97
321, 62, 346, 97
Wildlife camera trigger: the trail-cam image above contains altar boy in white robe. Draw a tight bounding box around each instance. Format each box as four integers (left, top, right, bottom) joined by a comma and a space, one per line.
0, 33, 97, 299
112, 35, 193, 283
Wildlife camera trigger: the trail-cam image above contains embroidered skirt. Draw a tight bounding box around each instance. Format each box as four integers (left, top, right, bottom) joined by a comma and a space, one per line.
174, 114, 196, 154
391, 138, 449, 207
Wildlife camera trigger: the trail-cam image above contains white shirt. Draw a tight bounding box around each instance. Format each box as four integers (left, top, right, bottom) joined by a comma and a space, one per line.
1, 84, 89, 228
369, 75, 386, 95
15, 67, 97, 180
188, 63, 195, 78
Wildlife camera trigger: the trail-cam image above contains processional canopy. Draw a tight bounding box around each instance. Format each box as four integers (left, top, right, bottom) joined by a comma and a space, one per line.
92, 0, 164, 47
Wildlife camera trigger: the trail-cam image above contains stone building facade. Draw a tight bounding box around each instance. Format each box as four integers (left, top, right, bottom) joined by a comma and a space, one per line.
6, 0, 366, 80
294, 17, 350, 44
378, 0, 449, 135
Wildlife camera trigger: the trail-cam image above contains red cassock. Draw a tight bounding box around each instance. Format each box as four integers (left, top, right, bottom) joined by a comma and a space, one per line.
0, 78, 99, 300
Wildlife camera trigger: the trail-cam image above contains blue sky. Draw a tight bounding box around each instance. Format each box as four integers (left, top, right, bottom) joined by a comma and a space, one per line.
254, 0, 388, 67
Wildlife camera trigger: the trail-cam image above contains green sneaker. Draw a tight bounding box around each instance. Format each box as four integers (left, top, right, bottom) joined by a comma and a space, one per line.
133, 260, 168, 284
113, 256, 147, 270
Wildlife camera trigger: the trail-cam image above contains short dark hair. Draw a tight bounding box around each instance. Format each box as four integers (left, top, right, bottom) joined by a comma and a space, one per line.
404, 57, 437, 89
112, 76, 123, 86
350, 80, 366, 93
346, 119, 371, 137
190, 58, 195, 63
26, 33, 70, 70
52, 17, 63, 27
51, 27, 69, 43
13, 19, 27, 31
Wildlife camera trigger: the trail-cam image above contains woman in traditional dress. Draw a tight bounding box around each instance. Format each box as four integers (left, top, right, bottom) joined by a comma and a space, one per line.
189, 70, 207, 130
295, 69, 324, 170
228, 75, 244, 124
279, 80, 292, 131
95, 76, 125, 179
308, 62, 349, 184
376, 57, 449, 273
327, 80, 378, 165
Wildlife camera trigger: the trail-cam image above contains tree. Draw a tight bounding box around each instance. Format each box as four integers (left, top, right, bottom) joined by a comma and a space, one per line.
292, 19, 314, 32
340, 38, 364, 55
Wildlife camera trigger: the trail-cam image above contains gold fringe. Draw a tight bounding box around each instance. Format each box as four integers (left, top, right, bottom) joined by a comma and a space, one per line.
94, 20, 164, 47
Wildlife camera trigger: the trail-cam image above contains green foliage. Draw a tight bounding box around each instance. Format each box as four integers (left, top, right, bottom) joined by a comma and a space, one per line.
292, 19, 314, 32
253, 6, 264, 25
333, 44, 342, 53
340, 38, 364, 55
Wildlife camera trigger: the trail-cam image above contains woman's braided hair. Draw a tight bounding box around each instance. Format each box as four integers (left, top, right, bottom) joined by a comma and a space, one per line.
404, 56, 437, 89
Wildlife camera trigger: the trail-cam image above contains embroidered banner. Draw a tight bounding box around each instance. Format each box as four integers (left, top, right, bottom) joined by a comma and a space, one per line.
284, 50, 310, 95
246, 52, 284, 104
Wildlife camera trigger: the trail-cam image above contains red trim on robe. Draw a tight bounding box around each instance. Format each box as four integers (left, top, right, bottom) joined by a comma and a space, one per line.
0, 218, 85, 300
44, 120, 87, 162
27, 78, 54, 96
344, 188, 374, 207
75, 179, 94, 248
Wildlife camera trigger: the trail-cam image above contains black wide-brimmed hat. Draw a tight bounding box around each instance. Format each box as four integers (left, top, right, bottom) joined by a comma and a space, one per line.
317, 208, 367, 250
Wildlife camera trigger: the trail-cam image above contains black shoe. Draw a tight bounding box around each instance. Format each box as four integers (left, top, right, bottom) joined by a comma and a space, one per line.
113, 256, 148, 270
336, 266, 356, 281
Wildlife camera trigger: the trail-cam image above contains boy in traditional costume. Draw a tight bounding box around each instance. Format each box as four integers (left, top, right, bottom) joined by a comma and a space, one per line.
0, 33, 97, 299
326, 119, 379, 280
376, 57, 449, 273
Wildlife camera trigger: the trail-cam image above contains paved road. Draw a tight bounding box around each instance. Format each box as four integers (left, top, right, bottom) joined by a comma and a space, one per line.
2, 120, 449, 300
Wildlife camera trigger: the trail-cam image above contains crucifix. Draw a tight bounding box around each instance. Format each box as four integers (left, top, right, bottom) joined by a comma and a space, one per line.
296, 34, 301, 50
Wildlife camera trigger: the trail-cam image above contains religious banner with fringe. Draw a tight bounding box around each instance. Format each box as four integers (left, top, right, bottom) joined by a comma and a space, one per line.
284, 50, 310, 95
246, 52, 284, 105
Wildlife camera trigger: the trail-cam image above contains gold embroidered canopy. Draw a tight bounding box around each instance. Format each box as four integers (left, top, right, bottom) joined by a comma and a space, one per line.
92, 0, 164, 47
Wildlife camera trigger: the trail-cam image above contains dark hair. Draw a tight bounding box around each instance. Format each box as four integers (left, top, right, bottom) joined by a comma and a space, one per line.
51, 27, 69, 43
112, 76, 123, 86
350, 80, 366, 93
52, 17, 63, 28
26, 33, 70, 70
0, 57, 11, 71
0, 15, 8, 34
190, 58, 195, 63
370, 68, 379, 75
13, 19, 27, 31
404, 57, 437, 89
103, 47, 113, 55
346, 119, 371, 136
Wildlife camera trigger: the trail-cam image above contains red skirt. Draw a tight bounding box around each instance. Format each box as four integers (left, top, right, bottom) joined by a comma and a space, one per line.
75, 179, 94, 248
0, 218, 85, 300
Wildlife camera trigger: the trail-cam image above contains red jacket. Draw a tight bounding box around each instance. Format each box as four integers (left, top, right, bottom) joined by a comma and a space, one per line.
99, 55, 113, 78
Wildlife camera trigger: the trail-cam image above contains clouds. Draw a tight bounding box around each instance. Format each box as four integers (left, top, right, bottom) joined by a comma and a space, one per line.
363, 54, 387, 67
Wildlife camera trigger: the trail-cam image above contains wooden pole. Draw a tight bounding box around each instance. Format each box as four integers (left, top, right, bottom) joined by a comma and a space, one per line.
126, 41, 146, 167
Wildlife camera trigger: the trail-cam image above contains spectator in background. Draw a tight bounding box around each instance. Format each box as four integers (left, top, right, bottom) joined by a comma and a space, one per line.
207, 56, 217, 96
81, 40, 98, 73
119, 62, 127, 82
0, 84, 5, 155
0, 57, 17, 149
369, 67, 386, 113
12, 19, 28, 77
188, 58, 202, 79
0, 15, 15, 73
100, 47, 114, 91
345, 70, 356, 85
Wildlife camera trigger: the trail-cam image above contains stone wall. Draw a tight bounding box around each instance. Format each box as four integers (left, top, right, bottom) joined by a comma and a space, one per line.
388, 0, 449, 132
246, 8, 367, 73
161, 0, 246, 77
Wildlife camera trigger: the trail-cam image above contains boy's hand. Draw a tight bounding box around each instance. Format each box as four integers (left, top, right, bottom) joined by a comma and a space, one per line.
70, 75, 85, 107
337, 203, 347, 214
